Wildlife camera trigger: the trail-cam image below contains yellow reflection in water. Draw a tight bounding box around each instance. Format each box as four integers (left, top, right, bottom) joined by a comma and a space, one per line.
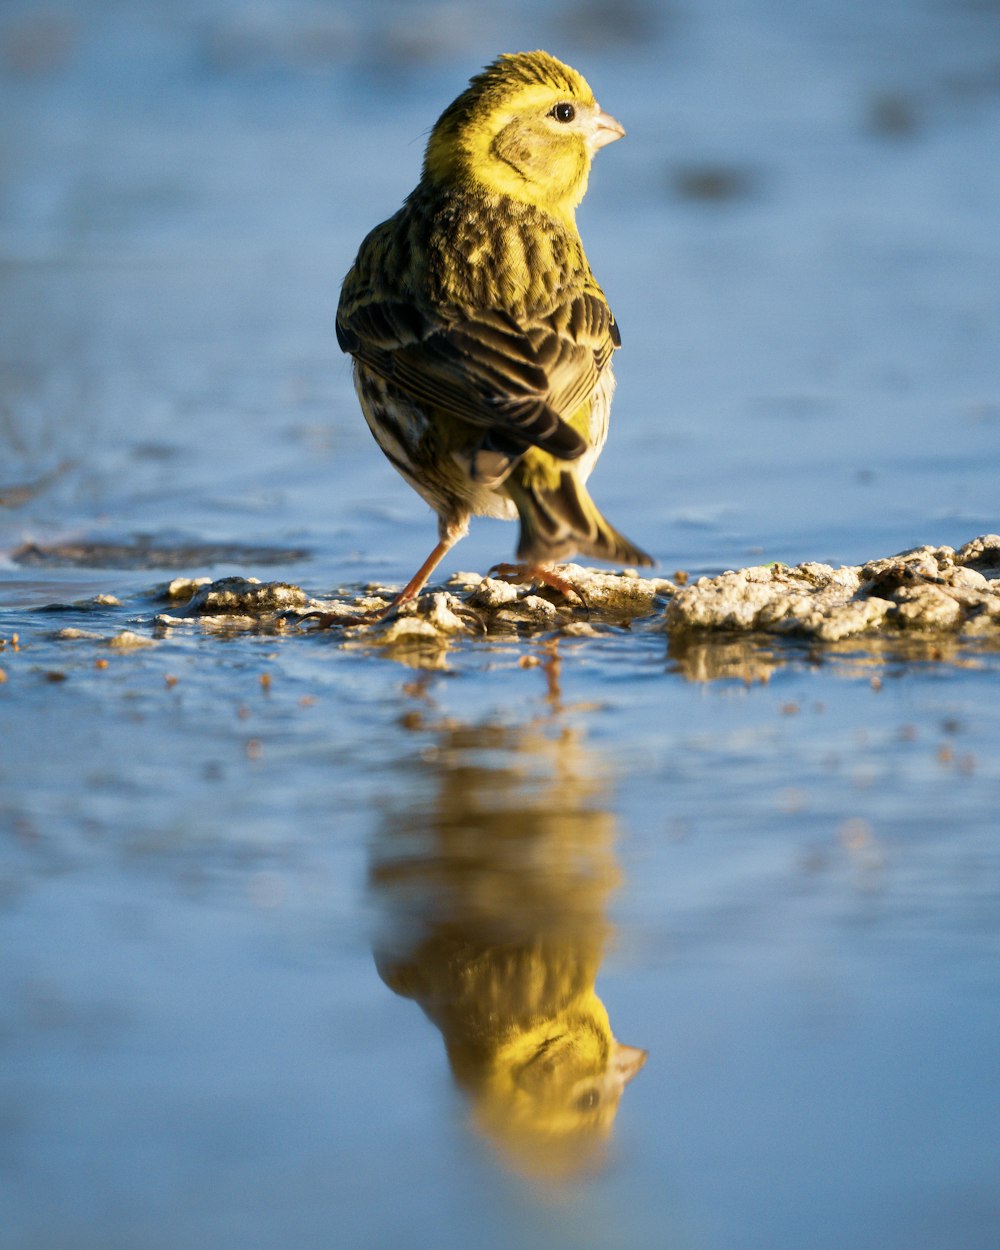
370, 711, 646, 1181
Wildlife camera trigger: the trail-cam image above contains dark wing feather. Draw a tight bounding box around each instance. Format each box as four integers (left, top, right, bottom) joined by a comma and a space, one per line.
337, 234, 620, 462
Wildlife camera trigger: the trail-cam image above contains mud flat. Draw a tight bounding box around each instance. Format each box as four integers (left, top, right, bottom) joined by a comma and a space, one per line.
150, 535, 1000, 655
664, 534, 1000, 641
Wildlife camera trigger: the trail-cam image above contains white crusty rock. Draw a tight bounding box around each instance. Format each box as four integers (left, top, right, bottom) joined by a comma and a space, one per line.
149, 538, 1000, 646
666, 537, 1000, 640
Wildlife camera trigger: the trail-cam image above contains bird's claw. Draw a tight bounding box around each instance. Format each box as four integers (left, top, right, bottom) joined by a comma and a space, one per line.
486, 563, 589, 612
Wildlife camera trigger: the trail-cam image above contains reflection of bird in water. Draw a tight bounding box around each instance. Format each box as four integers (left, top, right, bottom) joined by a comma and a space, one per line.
370, 718, 646, 1180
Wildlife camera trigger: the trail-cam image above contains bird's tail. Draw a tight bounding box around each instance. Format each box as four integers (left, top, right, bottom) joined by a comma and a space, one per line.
508, 470, 653, 569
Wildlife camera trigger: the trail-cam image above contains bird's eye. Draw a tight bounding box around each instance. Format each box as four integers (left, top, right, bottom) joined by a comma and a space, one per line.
574, 1087, 601, 1112
550, 102, 576, 124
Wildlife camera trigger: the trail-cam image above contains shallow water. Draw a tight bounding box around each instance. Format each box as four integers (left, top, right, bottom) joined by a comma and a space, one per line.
2, 1, 1000, 1247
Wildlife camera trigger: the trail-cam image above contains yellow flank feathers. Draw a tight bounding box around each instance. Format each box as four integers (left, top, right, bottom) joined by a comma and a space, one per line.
336, 50, 652, 614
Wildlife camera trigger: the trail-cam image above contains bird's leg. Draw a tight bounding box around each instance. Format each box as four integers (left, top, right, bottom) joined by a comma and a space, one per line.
301, 540, 453, 629
487, 562, 589, 608
389, 537, 456, 609
303, 517, 466, 628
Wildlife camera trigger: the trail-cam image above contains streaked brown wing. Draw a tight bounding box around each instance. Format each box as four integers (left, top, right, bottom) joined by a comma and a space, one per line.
337, 265, 619, 462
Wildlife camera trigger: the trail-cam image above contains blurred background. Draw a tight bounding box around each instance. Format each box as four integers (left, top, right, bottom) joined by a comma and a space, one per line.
2, 0, 997, 584
2, 3, 999, 1249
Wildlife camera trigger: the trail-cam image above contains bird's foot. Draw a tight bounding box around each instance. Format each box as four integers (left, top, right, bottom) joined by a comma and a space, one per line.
487, 563, 589, 610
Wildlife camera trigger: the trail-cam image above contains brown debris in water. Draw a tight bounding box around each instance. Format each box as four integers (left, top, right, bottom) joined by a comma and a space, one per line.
153, 566, 672, 652
171, 576, 311, 616
154, 576, 315, 632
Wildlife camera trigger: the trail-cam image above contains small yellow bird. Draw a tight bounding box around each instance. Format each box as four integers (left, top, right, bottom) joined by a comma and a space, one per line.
337, 50, 652, 611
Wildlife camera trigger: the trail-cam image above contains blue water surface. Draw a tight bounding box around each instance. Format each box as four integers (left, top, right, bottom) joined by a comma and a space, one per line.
2, 1, 999, 1247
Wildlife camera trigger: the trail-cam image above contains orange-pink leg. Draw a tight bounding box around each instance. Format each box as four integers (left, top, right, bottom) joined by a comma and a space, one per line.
304, 536, 458, 629
487, 562, 587, 607
390, 537, 455, 609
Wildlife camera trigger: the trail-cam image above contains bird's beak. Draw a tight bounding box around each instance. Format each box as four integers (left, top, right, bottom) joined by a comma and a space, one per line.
590, 108, 626, 149
611, 1041, 648, 1085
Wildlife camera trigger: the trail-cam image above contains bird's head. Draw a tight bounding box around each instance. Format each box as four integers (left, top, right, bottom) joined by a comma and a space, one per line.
423, 51, 625, 225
